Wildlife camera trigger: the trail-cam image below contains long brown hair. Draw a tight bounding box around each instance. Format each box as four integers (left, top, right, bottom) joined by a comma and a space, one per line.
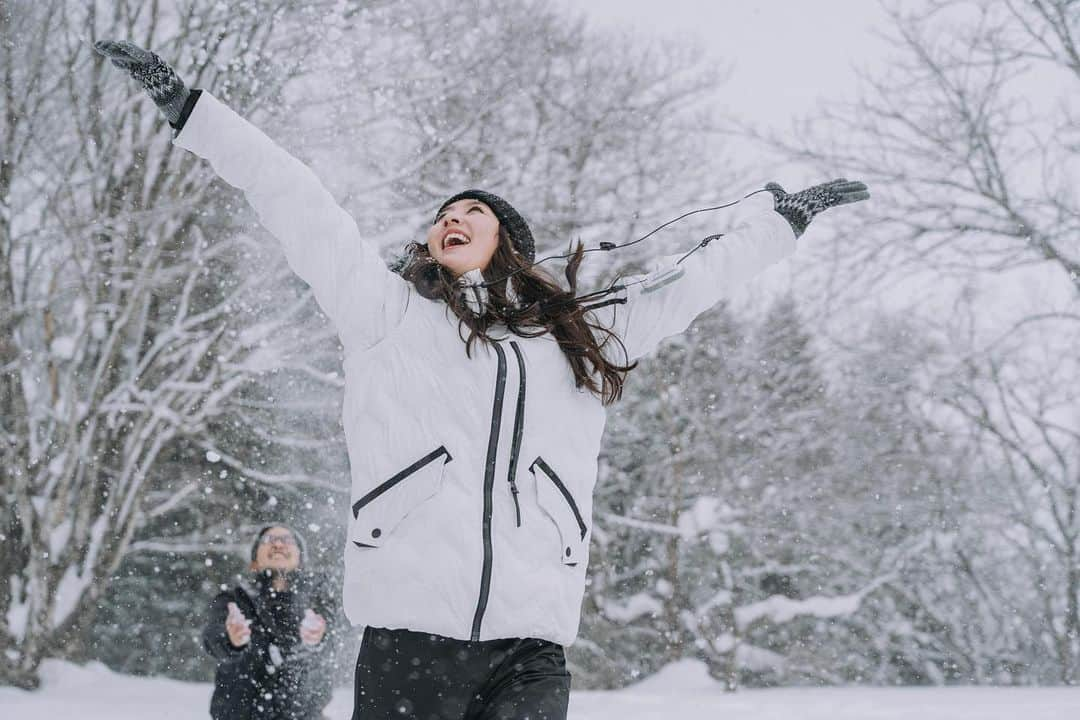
399, 227, 636, 404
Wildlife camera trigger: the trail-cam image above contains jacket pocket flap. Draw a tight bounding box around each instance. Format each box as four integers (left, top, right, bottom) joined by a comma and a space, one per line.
352, 446, 451, 548
530, 457, 588, 565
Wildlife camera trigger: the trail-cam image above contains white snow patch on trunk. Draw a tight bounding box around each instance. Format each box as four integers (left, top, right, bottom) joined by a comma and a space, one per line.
677, 496, 720, 538
6, 576, 28, 641
85, 514, 109, 568
49, 520, 73, 557
51, 566, 90, 629
47, 453, 68, 478
50, 336, 77, 359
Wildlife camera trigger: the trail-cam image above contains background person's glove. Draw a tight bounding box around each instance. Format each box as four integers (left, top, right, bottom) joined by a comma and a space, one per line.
765, 178, 870, 237
225, 601, 252, 648
300, 608, 327, 646
93, 40, 190, 126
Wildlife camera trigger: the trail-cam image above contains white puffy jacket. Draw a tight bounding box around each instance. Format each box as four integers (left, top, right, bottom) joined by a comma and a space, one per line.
174, 92, 796, 646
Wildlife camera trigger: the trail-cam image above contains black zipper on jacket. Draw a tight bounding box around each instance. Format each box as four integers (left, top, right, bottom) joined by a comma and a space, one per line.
471, 342, 507, 641
530, 457, 588, 540
506, 341, 527, 528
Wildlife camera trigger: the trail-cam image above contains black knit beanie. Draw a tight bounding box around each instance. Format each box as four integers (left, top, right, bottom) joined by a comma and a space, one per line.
250, 524, 305, 563
437, 189, 535, 263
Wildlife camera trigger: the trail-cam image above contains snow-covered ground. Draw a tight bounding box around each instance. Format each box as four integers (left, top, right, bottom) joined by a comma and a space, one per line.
2, 659, 1077, 719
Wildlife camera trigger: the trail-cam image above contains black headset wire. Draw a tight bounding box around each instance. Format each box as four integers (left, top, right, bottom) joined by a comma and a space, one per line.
468, 187, 773, 310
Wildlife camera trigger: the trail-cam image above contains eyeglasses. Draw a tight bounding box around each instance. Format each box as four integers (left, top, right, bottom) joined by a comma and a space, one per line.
259, 533, 297, 546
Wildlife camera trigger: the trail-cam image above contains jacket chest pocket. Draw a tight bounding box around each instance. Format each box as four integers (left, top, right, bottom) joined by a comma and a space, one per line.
352, 446, 452, 548
529, 457, 588, 566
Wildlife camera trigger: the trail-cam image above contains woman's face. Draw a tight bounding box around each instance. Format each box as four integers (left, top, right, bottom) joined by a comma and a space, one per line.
426, 199, 501, 276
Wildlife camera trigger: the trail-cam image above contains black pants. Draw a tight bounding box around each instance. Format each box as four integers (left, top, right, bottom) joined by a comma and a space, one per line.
351, 627, 570, 720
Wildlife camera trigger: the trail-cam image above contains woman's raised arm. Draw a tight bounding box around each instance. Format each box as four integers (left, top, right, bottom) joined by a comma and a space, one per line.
600, 180, 868, 363
94, 41, 408, 351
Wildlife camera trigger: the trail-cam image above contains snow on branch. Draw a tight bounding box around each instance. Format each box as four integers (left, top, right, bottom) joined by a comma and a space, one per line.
598, 512, 683, 537
602, 592, 665, 623
735, 576, 891, 630
142, 482, 201, 519
128, 540, 248, 555
198, 444, 348, 493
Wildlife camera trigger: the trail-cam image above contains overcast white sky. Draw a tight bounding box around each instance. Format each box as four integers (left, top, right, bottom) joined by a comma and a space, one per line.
571, 0, 892, 134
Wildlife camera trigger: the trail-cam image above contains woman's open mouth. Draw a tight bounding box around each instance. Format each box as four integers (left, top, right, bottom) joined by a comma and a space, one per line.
442, 231, 471, 250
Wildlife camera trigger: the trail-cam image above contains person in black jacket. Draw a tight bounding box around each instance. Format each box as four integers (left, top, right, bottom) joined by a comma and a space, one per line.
203, 525, 336, 720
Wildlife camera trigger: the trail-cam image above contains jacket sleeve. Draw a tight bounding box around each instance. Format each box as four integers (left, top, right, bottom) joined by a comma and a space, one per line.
203, 591, 248, 661
173, 91, 409, 351
596, 196, 796, 363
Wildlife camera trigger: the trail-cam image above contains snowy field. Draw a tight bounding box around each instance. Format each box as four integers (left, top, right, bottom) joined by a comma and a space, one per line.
3, 659, 1077, 719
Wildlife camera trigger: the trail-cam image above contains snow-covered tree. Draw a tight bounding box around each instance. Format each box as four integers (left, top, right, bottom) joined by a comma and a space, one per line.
934, 324, 1080, 684
754, 0, 1080, 686
585, 296, 855, 687
583, 296, 964, 689
0, 0, 347, 688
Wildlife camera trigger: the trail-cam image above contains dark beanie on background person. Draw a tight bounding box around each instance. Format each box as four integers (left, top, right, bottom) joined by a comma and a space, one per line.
437, 189, 536, 263
250, 524, 306, 562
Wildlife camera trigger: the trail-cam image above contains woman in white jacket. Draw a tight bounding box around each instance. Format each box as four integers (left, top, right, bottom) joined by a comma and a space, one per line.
96, 41, 867, 720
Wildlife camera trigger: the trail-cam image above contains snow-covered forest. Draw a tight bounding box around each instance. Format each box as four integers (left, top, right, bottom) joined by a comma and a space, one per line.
2, 0, 1079, 704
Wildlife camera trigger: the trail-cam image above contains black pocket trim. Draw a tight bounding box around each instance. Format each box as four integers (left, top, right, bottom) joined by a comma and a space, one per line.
352, 445, 452, 519
530, 457, 587, 540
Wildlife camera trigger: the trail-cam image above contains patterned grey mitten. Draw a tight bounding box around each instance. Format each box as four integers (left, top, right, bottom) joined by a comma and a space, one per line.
94, 40, 190, 126
765, 179, 869, 237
